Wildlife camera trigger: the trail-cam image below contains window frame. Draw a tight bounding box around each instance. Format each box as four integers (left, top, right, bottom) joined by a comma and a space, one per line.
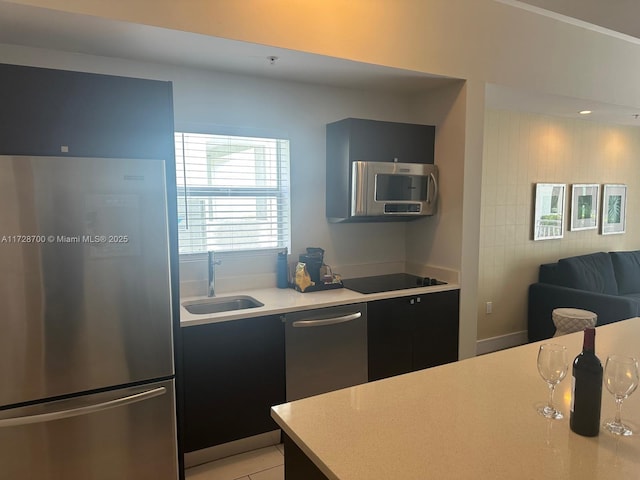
174, 130, 291, 256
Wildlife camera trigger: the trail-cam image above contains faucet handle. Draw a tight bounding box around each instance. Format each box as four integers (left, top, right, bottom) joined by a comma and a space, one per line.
207, 251, 221, 297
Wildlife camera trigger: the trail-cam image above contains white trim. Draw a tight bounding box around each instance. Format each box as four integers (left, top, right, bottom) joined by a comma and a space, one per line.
476, 330, 528, 355
184, 430, 281, 468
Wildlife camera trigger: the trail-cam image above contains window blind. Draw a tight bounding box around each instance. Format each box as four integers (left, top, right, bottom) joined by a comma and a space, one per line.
175, 132, 291, 254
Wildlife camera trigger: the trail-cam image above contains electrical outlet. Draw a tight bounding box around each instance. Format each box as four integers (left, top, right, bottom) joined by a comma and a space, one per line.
486, 301, 493, 314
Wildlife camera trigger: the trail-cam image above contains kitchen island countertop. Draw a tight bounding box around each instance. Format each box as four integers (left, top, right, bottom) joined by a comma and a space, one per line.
180, 282, 459, 327
271, 318, 640, 480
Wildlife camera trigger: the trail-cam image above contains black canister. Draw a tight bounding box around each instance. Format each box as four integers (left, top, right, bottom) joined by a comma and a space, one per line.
299, 247, 324, 284
277, 248, 289, 288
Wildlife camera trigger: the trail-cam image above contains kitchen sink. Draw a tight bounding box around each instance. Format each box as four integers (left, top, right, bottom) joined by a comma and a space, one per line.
182, 295, 264, 315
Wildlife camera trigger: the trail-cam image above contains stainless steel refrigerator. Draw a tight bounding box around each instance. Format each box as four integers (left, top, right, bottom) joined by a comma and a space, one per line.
0, 155, 178, 479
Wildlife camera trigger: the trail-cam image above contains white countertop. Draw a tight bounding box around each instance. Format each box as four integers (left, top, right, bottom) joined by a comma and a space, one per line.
271, 318, 640, 480
180, 283, 459, 327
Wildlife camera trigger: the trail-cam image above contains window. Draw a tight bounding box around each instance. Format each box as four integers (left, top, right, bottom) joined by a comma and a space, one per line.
175, 132, 290, 254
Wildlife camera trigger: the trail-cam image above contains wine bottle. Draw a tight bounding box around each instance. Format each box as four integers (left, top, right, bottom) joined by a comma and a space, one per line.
570, 327, 603, 436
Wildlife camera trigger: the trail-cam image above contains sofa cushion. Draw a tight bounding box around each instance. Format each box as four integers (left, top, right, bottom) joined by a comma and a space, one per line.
539, 263, 560, 284
610, 251, 640, 294
557, 252, 618, 295
621, 292, 640, 302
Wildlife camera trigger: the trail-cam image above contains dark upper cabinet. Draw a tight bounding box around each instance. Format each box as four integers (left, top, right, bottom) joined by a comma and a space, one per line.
326, 118, 435, 222
181, 315, 285, 453
327, 118, 435, 165
0, 63, 174, 159
368, 289, 459, 382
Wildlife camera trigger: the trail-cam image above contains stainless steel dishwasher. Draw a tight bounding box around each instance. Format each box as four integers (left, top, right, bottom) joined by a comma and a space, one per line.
284, 303, 368, 401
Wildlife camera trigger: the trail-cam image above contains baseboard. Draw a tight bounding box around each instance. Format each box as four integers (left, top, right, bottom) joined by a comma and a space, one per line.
476, 330, 528, 355
184, 430, 281, 468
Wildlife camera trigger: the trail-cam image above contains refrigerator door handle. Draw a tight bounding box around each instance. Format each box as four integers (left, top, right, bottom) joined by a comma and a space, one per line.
0, 387, 166, 428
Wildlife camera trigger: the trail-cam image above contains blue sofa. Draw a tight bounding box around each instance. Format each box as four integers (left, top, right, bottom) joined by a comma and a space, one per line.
528, 251, 640, 342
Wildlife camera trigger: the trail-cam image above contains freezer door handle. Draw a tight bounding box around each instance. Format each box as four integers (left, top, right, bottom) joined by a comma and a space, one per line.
292, 312, 362, 328
0, 387, 166, 428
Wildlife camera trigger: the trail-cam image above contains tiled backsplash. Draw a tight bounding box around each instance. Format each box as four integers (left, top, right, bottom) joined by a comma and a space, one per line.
179, 252, 459, 298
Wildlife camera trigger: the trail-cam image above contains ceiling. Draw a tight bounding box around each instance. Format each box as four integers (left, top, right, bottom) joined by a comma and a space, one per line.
0, 1, 453, 94
0, 1, 639, 126
513, 0, 640, 41
486, 84, 640, 126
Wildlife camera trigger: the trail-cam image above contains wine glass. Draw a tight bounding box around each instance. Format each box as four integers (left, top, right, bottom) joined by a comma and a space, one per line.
537, 344, 569, 419
603, 355, 639, 436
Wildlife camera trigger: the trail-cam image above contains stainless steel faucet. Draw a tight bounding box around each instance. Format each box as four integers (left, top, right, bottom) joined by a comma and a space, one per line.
207, 251, 222, 297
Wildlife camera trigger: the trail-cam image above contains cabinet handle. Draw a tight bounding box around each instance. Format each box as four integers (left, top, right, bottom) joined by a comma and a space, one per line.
410, 299, 415, 305
292, 312, 361, 328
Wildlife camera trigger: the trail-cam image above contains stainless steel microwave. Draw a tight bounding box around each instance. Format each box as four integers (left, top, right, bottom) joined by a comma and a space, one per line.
351, 161, 438, 218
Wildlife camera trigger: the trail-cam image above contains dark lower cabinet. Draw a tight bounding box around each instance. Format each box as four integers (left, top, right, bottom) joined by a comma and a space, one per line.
368, 289, 460, 381
181, 315, 285, 452
367, 297, 414, 380
283, 433, 330, 480
412, 289, 460, 370
182, 290, 457, 450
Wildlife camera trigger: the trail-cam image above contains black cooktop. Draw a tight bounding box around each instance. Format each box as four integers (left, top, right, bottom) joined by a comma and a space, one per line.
342, 273, 447, 294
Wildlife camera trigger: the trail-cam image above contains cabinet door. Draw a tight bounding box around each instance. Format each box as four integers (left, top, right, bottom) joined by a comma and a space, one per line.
0, 63, 174, 159
368, 290, 460, 381
367, 297, 413, 381
412, 290, 460, 370
348, 118, 435, 164
181, 316, 285, 452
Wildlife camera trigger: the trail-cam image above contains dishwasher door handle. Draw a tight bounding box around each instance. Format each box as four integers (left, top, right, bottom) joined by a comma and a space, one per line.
291, 311, 362, 328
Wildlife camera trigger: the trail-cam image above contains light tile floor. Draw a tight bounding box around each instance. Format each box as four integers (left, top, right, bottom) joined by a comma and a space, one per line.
186, 445, 284, 480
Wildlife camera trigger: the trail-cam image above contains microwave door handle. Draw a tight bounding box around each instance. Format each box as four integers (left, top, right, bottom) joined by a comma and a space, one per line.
428, 172, 438, 205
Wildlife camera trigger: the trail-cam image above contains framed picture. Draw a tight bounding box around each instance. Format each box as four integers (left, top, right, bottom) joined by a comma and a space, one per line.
601, 184, 627, 235
570, 184, 599, 231
533, 183, 566, 241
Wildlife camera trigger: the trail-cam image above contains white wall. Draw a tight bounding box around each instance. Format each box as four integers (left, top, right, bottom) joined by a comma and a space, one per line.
406, 81, 477, 356
407, 81, 466, 270
0, 43, 427, 294
170, 62, 418, 293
